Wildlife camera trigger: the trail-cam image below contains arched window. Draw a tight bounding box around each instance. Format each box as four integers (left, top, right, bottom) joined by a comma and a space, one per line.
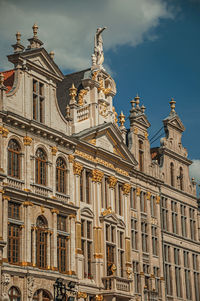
33, 289, 51, 301
56, 157, 67, 193
8, 286, 21, 301
8, 139, 21, 178
139, 140, 144, 172
36, 216, 48, 269
179, 167, 184, 191
170, 162, 174, 187
35, 148, 47, 185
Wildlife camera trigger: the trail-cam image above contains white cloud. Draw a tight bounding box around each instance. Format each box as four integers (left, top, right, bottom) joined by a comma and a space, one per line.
189, 160, 200, 182
0, 0, 174, 72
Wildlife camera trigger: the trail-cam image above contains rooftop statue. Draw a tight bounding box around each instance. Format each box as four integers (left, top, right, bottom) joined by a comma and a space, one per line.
93, 27, 107, 67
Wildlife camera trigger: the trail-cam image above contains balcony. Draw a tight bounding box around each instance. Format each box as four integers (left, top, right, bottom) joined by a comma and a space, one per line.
6, 177, 25, 190
102, 276, 132, 293
31, 183, 52, 197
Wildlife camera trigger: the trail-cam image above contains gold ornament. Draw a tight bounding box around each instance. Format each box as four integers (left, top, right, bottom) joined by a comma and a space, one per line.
108, 176, 117, 188
122, 183, 131, 195
73, 161, 83, 175
78, 89, 88, 106
69, 83, 77, 104
92, 169, 104, 183
51, 146, 58, 156
119, 111, 125, 126
23, 136, 32, 146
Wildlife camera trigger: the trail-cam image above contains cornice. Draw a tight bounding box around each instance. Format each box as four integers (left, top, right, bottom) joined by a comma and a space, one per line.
161, 184, 197, 203
1, 110, 77, 149
160, 148, 192, 165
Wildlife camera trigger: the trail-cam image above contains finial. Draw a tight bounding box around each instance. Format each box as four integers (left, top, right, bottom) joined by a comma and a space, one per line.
69, 83, 77, 104
119, 111, 125, 127
32, 23, 38, 38
16, 32, 21, 44
130, 99, 136, 108
169, 97, 176, 113
135, 94, 140, 108
112, 106, 118, 124
49, 51, 55, 60
141, 105, 146, 113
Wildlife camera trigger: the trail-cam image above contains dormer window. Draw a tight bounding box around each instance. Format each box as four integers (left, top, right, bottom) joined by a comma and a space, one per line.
139, 140, 144, 172
33, 79, 44, 123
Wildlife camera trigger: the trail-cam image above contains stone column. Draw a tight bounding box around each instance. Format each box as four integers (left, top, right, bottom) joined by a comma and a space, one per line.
32, 227, 36, 267
51, 146, 58, 196
51, 209, 58, 270
23, 201, 33, 264
23, 136, 33, 190
69, 214, 76, 274
68, 155, 75, 203
0, 189, 3, 239
2, 196, 9, 259
0, 127, 9, 174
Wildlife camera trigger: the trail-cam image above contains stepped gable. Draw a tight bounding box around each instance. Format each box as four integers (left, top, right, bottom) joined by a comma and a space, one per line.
57, 68, 91, 117
0, 69, 15, 92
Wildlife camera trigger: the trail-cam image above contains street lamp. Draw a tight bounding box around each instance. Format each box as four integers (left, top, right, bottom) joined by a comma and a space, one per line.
53, 278, 76, 301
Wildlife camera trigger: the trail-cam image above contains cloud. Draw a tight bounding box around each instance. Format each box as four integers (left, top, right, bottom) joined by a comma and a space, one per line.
0, 0, 174, 72
189, 160, 200, 182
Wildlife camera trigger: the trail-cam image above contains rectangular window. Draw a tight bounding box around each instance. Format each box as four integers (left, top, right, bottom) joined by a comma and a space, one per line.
171, 201, 178, 234
8, 224, 20, 263
150, 195, 156, 217
133, 261, 140, 293
106, 224, 116, 276
118, 231, 124, 277
33, 79, 44, 123
189, 208, 196, 240
131, 218, 138, 250
174, 248, 182, 297
140, 192, 146, 213
161, 197, 168, 231
118, 184, 122, 216
8, 202, 20, 220
81, 218, 93, 279
57, 215, 66, 232
154, 267, 161, 297
141, 221, 148, 253
130, 187, 136, 209
181, 205, 187, 237
57, 236, 67, 272
152, 226, 158, 256
86, 171, 90, 204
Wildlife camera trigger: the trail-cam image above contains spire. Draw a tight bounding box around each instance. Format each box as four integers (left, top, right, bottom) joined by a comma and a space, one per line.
12, 32, 25, 53
27, 24, 43, 49
135, 94, 140, 109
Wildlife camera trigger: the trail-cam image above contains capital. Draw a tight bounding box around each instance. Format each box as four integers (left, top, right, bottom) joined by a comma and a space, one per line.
92, 169, 104, 183
108, 176, 117, 188
73, 161, 83, 175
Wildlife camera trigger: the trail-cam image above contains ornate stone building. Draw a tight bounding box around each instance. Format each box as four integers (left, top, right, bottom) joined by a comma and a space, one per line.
0, 25, 199, 301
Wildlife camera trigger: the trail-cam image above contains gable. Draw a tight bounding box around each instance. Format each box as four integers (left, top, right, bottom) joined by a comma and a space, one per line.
19, 48, 63, 80
134, 115, 151, 128
164, 115, 185, 132
79, 123, 137, 165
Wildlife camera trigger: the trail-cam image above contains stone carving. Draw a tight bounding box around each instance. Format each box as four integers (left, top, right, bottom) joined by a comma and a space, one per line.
77, 292, 87, 299
126, 267, 133, 279
78, 89, 88, 106
73, 162, 83, 176
95, 295, 103, 301
102, 207, 113, 217
1, 274, 11, 287
1, 274, 11, 299
92, 169, 104, 183
0, 293, 9, 301
122, 183, 131, 195
23, 136, 32, 146
93, 27, 107, 66
27, 276, 35, 298
108, 176, 117, 188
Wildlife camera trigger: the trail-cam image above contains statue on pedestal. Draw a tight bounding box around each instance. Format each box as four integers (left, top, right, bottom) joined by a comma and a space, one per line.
92, 27, 107, 67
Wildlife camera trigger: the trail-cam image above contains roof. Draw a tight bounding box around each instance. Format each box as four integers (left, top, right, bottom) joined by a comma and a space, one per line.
0, 69, 15, 92
56, 68, 91, 117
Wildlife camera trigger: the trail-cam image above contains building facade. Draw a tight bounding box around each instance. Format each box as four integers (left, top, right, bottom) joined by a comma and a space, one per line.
0, 25, 199, 301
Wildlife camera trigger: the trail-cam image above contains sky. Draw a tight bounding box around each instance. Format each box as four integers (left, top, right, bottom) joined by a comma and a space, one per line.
0, 0, 200, 188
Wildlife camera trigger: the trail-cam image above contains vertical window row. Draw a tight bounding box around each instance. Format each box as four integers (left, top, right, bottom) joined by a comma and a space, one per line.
33, 79, 44, 123
81, 219, 93, 279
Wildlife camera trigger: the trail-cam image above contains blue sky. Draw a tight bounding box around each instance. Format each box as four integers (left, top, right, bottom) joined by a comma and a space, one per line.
0, 0, 200, 182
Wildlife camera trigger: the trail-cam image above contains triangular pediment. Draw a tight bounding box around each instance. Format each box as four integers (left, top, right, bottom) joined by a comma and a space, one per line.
100, 211, 119, 224
19, 48, 63, 80
135, 115, 151, 128
81, 207, 94, 218
164, 114, 185, 132
74, 122, 137, 166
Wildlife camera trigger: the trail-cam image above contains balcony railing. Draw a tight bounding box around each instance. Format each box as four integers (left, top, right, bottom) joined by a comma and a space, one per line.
6, 177, 25, 190
31, 183, 52, 197
102, 276, 131, 293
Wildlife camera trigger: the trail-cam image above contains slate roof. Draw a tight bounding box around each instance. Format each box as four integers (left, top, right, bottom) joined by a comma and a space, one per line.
57, 68, 91, 117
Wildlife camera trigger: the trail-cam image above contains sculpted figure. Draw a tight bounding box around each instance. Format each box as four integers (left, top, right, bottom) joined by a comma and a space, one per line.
94, 27, 107, 65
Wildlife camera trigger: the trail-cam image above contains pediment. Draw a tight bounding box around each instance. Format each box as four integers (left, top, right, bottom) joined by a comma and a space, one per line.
135, 115, 151, 128
77, 123, 137, 166
81, 207, 94, 218
20, 48, 63, 80
100, 211, 119, 224
164, 115, 185, 132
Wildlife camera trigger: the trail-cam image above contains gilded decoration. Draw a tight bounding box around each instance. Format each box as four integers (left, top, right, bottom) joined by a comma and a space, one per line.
89, 138, 96, 145
136, 187, 141, 196
23, 201, 33, 207
0, 127, 9, 138
51, 146, 58, 155
96, 295, 103, 301
108, 176, 117, 188
126, 267, 132, 279
77, 292, 87, 299
111, 263, 117, 275
119, 111, 125, 126
94, 253, 103, 259
69, 83, 77, 104
75, 150, 129, 176
156, 195, 160, 204
144, 131, 148, 140
69, 214, 76, 219
68, 154, 74, 163
122, 183, 131, 195
23, 136, 32, 146
112, 106, 118, 123
92, 169, 104, 183
102, 207, 113, 216
146, 191, 151, 200
2, 195, 10, 201
51, 209, 59, 214
99, 101, 109, 118
78, 89, 88, 106
134, 128, 138, 135
98, 79, 111, 96
73, 161, 83, 175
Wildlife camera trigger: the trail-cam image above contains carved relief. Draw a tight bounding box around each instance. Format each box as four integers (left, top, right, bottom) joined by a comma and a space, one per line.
73, 162, 83, 175
146, 191, 151, 200
102, 207, 113, 216
27, 276, 35, 298
23, 136, 32, 146
122, 183, 131, 195
51, 146, 58, 156
99, 101, 109, 118
92, 169, 104, 183
95, 295, 103, 301
156, 195, 160, 204
77, 292, 87, 299
126, 267, 133, 279
136, 187, 141, 196
78, 89, 88, 106
1, 274, 11, 296
108, 176, 117, 188
68, 154, 74, 163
